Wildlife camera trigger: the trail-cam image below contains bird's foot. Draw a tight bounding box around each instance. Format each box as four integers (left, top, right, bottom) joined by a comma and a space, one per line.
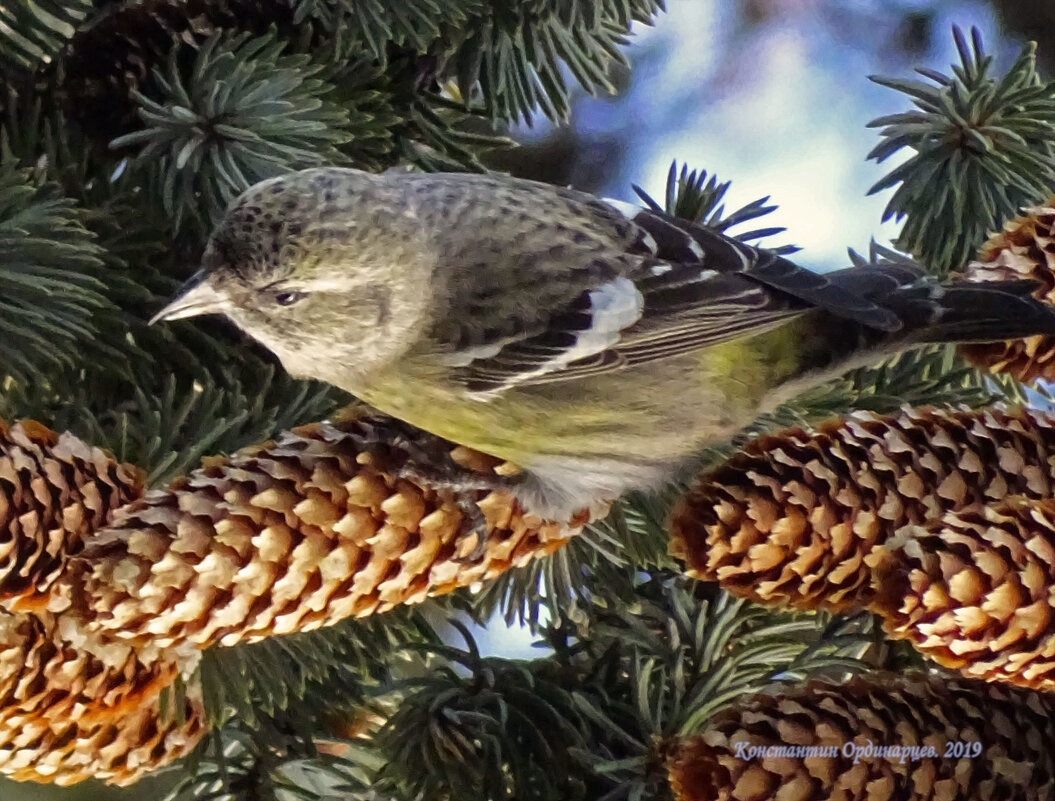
336, 410, 515, 561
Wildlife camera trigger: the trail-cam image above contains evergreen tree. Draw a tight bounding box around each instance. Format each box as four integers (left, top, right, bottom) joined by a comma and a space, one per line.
3, 3, 1055, 801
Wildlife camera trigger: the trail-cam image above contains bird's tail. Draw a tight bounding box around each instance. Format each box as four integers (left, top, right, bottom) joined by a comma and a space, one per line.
785, 251, 1055, 382
829, 258, 1055, 346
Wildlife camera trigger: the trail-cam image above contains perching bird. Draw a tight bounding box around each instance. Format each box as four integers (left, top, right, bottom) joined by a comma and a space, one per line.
151, 167, 1055, 520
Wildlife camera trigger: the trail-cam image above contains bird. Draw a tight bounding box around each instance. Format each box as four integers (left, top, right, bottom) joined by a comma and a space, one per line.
150, 167, 1055, 521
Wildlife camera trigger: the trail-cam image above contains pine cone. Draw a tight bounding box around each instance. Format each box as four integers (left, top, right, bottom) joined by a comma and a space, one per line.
959, 199, 1055, 381
669, 673, 1055, 801
669, 406, 1055, 612
872, 497, 1055, 690
74, 416, 592, 652
60, 0, 297, 147
0, 609, 205, 786
0, 420, 143, 613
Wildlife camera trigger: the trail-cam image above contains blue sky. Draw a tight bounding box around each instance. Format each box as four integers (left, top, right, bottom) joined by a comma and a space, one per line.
523, 0, 1013, 266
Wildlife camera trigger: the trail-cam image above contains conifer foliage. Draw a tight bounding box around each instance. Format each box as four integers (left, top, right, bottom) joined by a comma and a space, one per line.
6, 2, 1055, 800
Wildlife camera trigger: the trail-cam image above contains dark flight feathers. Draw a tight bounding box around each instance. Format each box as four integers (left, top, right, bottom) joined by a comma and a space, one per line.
447, 200, 1055, 393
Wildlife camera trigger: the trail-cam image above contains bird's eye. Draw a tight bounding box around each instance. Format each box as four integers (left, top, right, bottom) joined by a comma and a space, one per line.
275, 290, 307, 307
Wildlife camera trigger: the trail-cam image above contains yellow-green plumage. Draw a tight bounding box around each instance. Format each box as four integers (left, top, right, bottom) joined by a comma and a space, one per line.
361, 330, 797, 453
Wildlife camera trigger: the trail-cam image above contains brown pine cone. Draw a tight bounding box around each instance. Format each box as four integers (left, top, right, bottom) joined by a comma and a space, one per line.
670, 406, 1055, 613
669, 673, 1055, 801
0, 609, 205, 786
74, 416, 594, 652
959, 199, 1055, 381
0, 420, 143, 613
872, 497, 1055, 690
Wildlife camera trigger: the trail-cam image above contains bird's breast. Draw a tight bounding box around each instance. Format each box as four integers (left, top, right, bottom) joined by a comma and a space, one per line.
350, 353, 757, 470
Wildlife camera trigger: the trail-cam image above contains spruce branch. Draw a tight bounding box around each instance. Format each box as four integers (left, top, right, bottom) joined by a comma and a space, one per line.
292, 0, 481, 61
0, 368, 346, 488
302, 0, 665, 124
94, 371, 343, 488
775, 345, 998, 422
868, 26, 1055, 274
199, 607, 437, 729
633, 160, 796, 253
1, 79, 70, 178
58, 0, 301, 146
309, 54, 403, 171
0, 162, 118, 384
454, 0, 663, 124
372, 620, 584, 801
0, 0, 93, 72
163, 721, 371, 801
397, 92, 505, 171
465, 490, 678, 633
562, 578, 872, 801
111, 29, 355, 235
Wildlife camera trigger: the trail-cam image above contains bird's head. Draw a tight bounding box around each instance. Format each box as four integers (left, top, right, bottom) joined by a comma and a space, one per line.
151, 168, 432, 385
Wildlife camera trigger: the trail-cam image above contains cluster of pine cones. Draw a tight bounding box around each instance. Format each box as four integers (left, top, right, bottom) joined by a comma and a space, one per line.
0, 413, 587, 785
668, 405, 1055, 800
667, 201, 1055, 801
671, 201, 1055, 694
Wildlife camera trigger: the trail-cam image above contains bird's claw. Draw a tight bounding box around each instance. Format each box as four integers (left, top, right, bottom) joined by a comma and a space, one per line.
338, 412, 511, 562
373, 459, 501, 563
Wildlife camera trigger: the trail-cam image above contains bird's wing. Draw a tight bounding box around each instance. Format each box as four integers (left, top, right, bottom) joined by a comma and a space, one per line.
424, 179, 900, 394
448, 268, 800, 393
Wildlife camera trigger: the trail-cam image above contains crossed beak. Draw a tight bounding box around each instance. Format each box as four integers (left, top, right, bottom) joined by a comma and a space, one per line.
149, 270, 229, 325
